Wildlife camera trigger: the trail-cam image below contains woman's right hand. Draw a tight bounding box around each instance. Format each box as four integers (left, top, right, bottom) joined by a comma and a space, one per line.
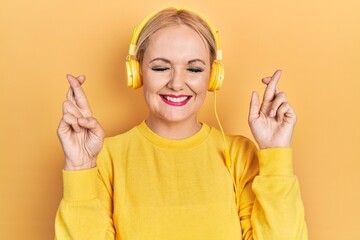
57, 74, 104, 170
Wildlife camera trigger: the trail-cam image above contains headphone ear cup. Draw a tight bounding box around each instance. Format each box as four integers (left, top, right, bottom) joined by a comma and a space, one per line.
208, 61, 224, 91
126, 58, 142, 89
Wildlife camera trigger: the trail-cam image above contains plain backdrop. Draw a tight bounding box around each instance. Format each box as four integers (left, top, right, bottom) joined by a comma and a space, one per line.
1, 0, 359, 239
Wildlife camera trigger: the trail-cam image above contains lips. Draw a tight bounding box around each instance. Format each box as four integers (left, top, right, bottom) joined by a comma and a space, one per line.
160, 94, 192, 106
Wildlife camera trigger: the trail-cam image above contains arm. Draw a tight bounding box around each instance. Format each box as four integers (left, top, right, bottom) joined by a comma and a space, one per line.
239, 70, 308, 239
55, 74, 115, 239
251, 148, 307, 239
55, 167, 115, 239
238, 148, 307, 240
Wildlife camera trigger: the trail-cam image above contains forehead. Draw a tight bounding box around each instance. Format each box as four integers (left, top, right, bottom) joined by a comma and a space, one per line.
144, 25, 210, 63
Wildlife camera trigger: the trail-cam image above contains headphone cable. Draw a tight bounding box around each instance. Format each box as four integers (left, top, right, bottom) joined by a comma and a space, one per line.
213, 91, 238, 205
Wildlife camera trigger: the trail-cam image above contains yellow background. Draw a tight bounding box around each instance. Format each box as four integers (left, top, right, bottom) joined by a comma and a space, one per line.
1, 0, 359, 239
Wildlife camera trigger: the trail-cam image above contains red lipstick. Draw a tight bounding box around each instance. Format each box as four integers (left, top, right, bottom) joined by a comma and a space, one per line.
160, 94, 192, 106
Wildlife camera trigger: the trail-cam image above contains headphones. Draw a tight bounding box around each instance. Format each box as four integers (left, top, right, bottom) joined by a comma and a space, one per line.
125, 6, 224, 91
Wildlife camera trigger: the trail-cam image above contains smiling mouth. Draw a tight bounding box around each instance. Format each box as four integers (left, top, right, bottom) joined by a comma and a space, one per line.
160, 94, 192, 106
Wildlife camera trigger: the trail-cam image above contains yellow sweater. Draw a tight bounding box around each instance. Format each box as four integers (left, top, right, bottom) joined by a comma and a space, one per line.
55, 122, 307, 239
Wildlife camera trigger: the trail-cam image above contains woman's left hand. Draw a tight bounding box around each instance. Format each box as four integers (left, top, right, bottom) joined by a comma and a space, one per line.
248, 70, 297, 149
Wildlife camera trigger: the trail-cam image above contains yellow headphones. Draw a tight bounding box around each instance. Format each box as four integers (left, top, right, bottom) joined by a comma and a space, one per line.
125, 6, 224, 91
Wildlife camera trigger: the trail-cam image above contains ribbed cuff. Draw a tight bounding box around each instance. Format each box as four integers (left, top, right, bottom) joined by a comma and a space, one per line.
258, 148, 293, 176
63, 168, 98, 201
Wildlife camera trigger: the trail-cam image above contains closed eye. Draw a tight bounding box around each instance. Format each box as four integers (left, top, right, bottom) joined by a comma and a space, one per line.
188, 68, 204, 73
151, 67, 170, 72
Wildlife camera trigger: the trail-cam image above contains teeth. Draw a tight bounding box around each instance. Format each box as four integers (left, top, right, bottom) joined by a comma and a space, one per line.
164, 96, 189, 103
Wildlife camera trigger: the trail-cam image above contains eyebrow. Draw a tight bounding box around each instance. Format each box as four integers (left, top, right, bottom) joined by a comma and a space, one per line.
188, 59, 206, 65
149, 58, 171, 64
149, 58, 206, 65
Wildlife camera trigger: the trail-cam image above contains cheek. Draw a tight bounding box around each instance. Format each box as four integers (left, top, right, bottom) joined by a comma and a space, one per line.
189, 72, 210, 94
141, 71, 155, 102
142, 82, 160, 103
142, 84, 160, 112
141, 68, 163, 92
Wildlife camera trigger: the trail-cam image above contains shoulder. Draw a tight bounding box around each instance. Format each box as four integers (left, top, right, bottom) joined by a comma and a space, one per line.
207, 125, 259, 173
103, 125, 138, 149
207, 124, 258, 152
97, 123, 141, 166
226, 134, 258, 153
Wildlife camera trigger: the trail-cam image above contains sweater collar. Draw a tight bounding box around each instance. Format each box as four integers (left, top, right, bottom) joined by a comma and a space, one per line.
136, 121, 211, 150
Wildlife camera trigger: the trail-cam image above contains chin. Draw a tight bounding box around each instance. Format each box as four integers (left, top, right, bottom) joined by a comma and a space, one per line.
153, 108, 197, 124
161, 113, 194, 123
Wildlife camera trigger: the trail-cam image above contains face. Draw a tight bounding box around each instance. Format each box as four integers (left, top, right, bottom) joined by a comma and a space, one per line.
141, 24, 211, 126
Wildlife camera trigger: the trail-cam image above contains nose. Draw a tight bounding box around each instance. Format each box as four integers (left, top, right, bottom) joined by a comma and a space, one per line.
167, 68, 186, 91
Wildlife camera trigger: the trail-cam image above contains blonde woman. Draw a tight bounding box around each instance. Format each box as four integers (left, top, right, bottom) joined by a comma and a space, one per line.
55, 7, 307, 240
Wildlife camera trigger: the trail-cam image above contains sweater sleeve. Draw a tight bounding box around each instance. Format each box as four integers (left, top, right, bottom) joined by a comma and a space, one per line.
54, 147, 115, 239
238, 147, 308, 240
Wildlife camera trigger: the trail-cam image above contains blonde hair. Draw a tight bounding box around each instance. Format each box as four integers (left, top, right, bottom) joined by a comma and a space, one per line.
135, 8, 217, 65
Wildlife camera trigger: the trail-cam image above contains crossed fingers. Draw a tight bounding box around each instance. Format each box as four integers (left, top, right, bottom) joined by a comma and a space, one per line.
62, 74, 93, 133
65, 74, 93, 117
249, 70, 295, 123
261, 70, 295, 122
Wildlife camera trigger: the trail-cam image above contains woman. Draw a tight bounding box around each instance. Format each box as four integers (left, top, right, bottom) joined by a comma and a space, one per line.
55, 7, 307, 240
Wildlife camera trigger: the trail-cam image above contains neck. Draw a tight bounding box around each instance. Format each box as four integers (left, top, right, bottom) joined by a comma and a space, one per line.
145, 116, 202, 140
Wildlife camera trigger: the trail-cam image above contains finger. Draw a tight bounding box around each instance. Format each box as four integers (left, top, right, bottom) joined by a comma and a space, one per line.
57, 118, 71, 137
66, 75, 86, 101
248, 91, 260, 122
62, 100, 83, 118
263, 69, 282, 102
268, 92, 287, 117
66, 74, 92, 117
66, 87, 74, 102
77, 75, 86, 84
261, 76, 272, 84
276, 102, 296, 123
78, 117, 104, 139
62, 112, 81, 133
262, 76, 279, 94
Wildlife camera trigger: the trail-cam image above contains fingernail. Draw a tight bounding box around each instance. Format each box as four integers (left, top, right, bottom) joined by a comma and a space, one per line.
270, 110, 275, 117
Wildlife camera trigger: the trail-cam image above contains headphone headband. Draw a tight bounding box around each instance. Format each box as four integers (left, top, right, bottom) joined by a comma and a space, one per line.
128, 6, 222, 61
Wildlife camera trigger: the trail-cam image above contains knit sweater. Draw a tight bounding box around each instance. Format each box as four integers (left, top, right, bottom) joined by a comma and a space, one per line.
55, 121, 307, 239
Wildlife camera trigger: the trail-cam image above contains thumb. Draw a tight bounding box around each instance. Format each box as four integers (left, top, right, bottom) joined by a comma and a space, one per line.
248, 91, 260, 123
78, 117, 104, 139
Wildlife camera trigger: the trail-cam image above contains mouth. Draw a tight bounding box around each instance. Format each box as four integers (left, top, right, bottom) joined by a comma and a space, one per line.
160, 94, 192, 106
